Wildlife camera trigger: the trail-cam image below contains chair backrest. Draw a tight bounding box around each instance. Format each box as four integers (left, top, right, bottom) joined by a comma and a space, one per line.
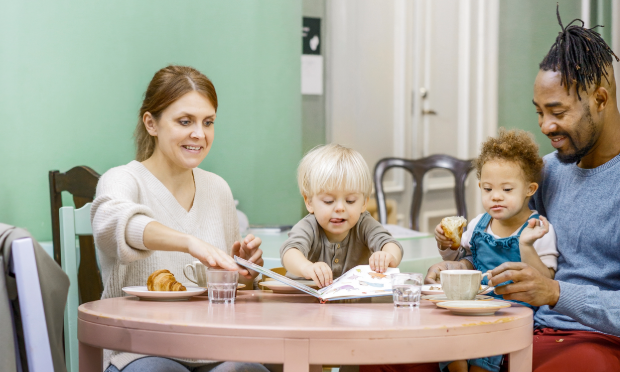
374, 155, 474, 231
60, 203, 93, 372
49, 166, 102, 305
10, 238, 54, 372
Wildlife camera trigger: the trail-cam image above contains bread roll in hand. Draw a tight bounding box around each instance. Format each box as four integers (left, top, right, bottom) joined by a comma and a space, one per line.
147, 269, 186, 291
440, 216, 467, 249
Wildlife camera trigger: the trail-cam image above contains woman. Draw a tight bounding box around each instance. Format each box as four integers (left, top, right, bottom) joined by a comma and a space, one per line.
92, 65, 267, 372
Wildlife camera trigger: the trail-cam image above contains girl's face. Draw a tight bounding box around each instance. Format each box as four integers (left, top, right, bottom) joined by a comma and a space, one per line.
304, 190, 368, 242
144, 91, 216, 170
479, 160, 538, 221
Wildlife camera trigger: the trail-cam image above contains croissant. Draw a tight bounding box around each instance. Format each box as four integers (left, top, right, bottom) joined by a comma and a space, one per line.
147, 269, 186, 291
441, 216, 467, 249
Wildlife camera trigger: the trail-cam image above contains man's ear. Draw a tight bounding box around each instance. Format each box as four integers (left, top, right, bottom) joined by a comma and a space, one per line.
527, 182, 539, 197
303, 195, 314, 214
594, 86, 609, 112
143, 112, 158, 136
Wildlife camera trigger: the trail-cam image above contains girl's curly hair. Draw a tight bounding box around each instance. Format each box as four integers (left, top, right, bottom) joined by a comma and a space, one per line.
474, 128, 543, 183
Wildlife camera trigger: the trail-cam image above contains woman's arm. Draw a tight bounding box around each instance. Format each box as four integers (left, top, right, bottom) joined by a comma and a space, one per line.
143, 221, 259, 278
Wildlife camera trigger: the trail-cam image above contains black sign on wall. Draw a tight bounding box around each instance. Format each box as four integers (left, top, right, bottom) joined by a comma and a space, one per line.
302, 17, 321, 55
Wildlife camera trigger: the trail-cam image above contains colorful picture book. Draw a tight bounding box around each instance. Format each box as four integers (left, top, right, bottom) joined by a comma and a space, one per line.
234, 256, 400, 302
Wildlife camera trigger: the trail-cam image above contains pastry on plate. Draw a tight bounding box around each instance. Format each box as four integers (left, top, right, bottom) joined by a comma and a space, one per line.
441, 216, 467, 249
147, 269, 186, 291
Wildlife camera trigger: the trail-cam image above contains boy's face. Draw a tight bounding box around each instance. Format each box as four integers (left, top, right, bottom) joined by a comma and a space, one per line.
479, 160, 538, 222
304, 190, 368, 242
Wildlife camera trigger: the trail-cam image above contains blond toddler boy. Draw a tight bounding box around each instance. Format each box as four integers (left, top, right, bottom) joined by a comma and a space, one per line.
280, 144, 403, 288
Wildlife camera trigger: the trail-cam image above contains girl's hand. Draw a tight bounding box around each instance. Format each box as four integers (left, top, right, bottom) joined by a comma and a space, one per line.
231, 234, 264, 279
435, 224, 455, 250
301, 262, 333, 288
519, 216, 550, 246
187, 236, 238, 271
369, 251, 395, 273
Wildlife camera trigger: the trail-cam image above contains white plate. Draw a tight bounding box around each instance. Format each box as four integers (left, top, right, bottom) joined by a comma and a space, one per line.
436, 300, 511, 316
421, 284, 444, 295
259, 280, 319, 294
422, 284, 495, 296
423, 294, 494, 303
122, 286, 206, 301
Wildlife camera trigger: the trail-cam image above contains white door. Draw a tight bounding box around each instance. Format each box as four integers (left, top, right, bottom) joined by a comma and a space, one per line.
327, 0, 499, 232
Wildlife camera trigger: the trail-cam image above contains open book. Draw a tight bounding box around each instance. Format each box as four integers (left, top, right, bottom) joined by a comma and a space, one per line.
234, 256, 400, 302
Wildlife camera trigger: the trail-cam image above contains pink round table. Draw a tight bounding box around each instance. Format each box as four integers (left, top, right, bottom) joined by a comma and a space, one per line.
78, 291, 533, 372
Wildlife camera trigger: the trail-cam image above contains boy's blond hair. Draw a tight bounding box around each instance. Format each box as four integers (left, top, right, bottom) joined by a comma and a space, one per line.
297, 144, 373, 199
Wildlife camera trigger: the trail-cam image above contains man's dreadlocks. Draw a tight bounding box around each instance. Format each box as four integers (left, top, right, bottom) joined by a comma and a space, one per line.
539, 4, 619, 99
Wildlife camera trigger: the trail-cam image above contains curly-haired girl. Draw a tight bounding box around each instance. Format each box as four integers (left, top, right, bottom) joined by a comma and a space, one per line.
435, 128, 558, 372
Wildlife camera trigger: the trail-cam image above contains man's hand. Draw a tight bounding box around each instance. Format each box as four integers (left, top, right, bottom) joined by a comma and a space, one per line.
301, 262, 333, 288
488, 262, 560, 307
231, 234, 263, 279
369, 251, 395, 273
435, 224, 456, 250
425, 260, 472, 284
519, 216, 549, 246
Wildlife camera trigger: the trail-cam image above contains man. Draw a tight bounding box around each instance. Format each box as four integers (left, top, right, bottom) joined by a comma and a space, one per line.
363, 7, 620, 372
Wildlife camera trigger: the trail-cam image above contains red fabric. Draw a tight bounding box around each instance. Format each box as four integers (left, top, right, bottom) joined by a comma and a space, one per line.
530, 328, 620, 372
360, 328, 620, 372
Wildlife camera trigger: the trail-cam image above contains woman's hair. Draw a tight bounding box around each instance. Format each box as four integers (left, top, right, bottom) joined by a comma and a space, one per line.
297, 144, 373, 199
474, 128, 543, 183
134, 65, 218, 161
539, 4, 619, 100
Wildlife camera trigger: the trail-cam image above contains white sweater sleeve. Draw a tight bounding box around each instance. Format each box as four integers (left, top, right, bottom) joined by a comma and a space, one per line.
90, 167, 156, 263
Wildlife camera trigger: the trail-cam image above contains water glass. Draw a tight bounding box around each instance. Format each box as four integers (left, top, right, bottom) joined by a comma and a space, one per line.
207, 269, 238, 304
391, 273, 423, 308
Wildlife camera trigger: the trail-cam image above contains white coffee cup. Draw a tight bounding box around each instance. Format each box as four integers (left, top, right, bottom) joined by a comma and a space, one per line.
440, 270, 490, 300
183, 261, 209, 287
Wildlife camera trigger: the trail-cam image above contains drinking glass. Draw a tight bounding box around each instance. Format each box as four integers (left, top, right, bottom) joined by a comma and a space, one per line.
207, 269, 238, 304
391, 273, 423, 307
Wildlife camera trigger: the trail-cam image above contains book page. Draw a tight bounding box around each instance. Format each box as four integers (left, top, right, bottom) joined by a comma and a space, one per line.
318, 265, 400, 300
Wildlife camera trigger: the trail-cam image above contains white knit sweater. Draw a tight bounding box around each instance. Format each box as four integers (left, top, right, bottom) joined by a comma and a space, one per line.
91, 160, 241, 370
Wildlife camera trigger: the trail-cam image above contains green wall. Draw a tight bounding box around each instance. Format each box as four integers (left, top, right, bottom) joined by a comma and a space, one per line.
0, 0, 303, 242
498, 0, 582, 156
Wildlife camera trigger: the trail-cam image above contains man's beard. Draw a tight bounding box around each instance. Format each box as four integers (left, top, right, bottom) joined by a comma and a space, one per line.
554, 109, 599, 164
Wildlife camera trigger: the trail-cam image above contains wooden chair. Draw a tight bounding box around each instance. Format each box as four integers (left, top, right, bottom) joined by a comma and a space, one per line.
9, 238, 55, 372
374, 155, 474, 231
59, 203, 94, 372
49, 166, 102, 304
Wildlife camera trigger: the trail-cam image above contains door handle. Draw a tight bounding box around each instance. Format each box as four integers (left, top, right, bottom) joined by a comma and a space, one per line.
422, 109, 437, 115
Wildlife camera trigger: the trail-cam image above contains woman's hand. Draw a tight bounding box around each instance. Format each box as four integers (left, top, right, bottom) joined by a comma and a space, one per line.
369, 251, 395, 273
231, 234, 263, 279
435, 224, 455, 250
186, 236, 238, 271
301, 261, 333, 288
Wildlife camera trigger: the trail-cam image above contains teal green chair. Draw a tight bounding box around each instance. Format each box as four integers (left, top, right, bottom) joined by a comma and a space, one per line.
59, 203, 94, 372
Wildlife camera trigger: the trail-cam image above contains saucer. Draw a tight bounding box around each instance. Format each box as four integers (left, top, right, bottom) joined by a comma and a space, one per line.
122, 286, 206, 301
421, 284, 443, 295
423, 294, 494, 307
436, 300, 511, 316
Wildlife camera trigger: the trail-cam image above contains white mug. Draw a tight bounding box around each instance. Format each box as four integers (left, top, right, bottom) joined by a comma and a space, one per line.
440, 270, 490, 300
183, 261, 208, 287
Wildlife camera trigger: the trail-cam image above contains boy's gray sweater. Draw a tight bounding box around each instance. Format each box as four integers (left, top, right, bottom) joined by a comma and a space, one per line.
531, 152, 620, 336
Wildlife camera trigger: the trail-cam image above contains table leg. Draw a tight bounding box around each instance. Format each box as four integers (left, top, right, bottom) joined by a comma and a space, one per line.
285, 339, 321, 372
79, 341, 102, 372
509, 344, 532, 372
